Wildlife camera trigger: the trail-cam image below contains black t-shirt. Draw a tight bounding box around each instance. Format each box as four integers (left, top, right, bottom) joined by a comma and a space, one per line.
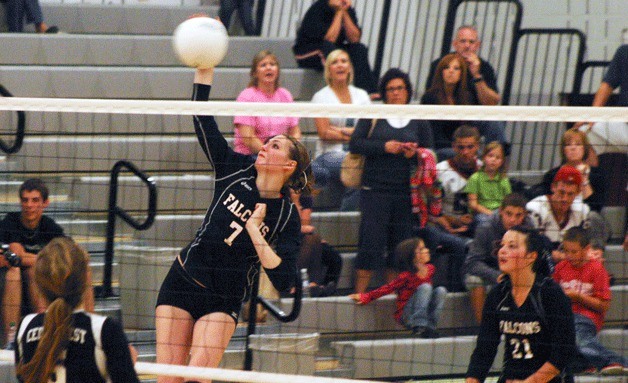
0, 212, 64, 255
426, 56, 499, 105
467, 276, 576, 382
293, 0, 361, 54
16, 311, 139, 383
176, 84, 300, 302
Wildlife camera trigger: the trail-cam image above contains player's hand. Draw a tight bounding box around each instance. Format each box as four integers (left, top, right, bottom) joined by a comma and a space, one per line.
246, 203, 267, 231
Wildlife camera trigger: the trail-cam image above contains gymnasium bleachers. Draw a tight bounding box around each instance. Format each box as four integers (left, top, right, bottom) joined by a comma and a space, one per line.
0, 1, 625, 382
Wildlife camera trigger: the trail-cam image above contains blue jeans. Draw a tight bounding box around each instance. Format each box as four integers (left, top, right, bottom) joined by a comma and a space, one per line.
4, 0, 45, 32
571, 314, 625, 371
311, 150, 360, 211
401, 284, 447, 330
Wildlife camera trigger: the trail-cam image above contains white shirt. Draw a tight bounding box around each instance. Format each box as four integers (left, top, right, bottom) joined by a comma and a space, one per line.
311, 85, 371, 156
437, 159, 482, 217
526, 195, 591, 243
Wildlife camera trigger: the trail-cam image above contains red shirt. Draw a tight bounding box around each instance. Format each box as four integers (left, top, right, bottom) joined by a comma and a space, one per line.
359, 265, 435, 323
553, 260, 611, 331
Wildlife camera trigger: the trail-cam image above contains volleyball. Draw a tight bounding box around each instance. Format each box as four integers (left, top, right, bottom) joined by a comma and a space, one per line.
172, 17, 229, 69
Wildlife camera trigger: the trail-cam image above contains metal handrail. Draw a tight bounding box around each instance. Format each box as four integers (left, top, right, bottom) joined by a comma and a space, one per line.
0, 84, 26, 154
244, 267, 303, 370
100, 160, 157, 298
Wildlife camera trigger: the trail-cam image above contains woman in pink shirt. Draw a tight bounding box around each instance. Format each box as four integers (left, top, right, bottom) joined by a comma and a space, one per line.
234, 50, 302, 155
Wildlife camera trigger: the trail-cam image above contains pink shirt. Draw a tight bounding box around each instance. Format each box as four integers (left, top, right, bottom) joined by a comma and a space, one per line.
233, 87, 300, 155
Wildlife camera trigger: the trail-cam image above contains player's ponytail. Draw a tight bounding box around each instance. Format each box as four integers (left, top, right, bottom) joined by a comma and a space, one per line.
284, 135, 313, 195
16, 237, 89, 383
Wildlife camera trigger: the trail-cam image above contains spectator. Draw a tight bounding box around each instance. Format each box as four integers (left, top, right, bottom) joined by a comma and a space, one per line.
435, 125, 481, 238
349, 68, 431, 293
0, 179, 89, 348
15, 237, 139, 383
573, 44, 628, 162
310, 49, 371, 211
293, 0, 378, 97
218, 0, 255, 36
409, 146, 469, 292
529, 129, 605, 212
421, 53, 473, 157
426, 25, 506, 149
3, 0, 58, 33
349, 237, 447, 338
553, 227, 626, 375
233, 50, 301, 155
465, 141, 511, 225
466, 226, 576, 383
462, 193, 532, 324
292, 194, 342, 297
527, 165, 607, 263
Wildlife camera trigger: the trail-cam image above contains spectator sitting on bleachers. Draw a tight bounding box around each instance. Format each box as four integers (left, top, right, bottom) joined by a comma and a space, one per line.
573, 44, 628, 163
292, 193, 342, 297
349, 237, 447, 338
426, 25, 506, 150
553, 227, 626, 376
310, 49, 371, 211
527, 165, 607, 264
527, 129, 605, 212
233, 50, 302, 155
293, 0, 379, 98
349, 68, 431, 293
0, 179, 93, 348
3, 0, 58, 33
435, 125, 481, 238
462, 193, 532, 324
465, 141, 511, 225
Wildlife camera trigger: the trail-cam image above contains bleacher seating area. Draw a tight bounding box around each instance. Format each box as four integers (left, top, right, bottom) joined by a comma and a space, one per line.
0, 1, 625, 382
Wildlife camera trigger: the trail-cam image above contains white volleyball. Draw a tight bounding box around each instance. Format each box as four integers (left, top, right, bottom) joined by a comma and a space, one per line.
173, 17, 229, 69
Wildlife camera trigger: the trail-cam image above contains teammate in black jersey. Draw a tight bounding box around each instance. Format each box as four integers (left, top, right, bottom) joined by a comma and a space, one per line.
466, 226, 576, 383
15, 237, 139, 383
155, 67, 312, 383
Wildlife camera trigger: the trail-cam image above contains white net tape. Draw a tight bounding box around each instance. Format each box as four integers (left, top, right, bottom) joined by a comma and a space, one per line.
0, 350, 384, 383
1, 97, 627, 122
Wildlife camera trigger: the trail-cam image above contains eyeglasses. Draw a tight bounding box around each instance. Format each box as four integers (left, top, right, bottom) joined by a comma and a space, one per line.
455, 144, 477, 150
385, 85, 407, 92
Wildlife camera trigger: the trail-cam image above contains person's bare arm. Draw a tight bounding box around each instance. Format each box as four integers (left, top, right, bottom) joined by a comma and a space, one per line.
315, 118, 352, 142
341, 5, 361, 43
236, 124, 264, 154
466, 54, 500, 105
324, 9, 344, 43
468, 193, 493, 215
8, 243, 36, 267
572, 82, 614, 130
288, 125, 302, 141
563, 289, 610, 314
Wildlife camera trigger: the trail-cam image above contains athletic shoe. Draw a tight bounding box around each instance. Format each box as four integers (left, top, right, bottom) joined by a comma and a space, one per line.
411, 326, 426, 336
600, 363, 624, 375
421, 328, 440, 339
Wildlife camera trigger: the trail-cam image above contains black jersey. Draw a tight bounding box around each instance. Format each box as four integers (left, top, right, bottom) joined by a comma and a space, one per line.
0, 212, 64, 255
15, 311, 139, 383
176, 84, 300, 302
467, 276, 576, 383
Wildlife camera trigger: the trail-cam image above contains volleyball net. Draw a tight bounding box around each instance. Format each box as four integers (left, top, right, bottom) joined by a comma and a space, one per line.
0, 98, 626, 381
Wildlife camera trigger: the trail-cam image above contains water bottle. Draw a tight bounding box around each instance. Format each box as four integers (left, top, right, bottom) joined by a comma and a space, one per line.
300, 268, 310, 297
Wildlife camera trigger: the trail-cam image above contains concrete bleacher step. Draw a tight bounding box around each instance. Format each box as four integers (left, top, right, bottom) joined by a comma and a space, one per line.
0, 34, 298, 68
277, 285, 628, 335
40, 3, 214, 35
0, 66, 324, 101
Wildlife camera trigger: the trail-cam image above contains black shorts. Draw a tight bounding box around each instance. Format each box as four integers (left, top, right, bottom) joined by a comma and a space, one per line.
156, 260, 240, 323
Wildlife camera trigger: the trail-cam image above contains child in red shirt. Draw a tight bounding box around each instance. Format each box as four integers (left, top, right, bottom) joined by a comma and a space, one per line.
553, 227, 626, 375
349, 237, 447, 338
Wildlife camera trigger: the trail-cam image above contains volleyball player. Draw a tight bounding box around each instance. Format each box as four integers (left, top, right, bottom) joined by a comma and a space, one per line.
155, 67, 312, 383
15, 237, 139, 383
466, 226, 576, 383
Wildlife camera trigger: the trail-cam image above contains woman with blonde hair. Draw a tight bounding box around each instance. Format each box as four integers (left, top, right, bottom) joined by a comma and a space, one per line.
15, 237, 139, 383
233, 50, 302, 155
310, 49, 371, 210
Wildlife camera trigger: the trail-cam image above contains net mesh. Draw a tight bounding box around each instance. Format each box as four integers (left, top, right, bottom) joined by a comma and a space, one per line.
0, 99, 625, 382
